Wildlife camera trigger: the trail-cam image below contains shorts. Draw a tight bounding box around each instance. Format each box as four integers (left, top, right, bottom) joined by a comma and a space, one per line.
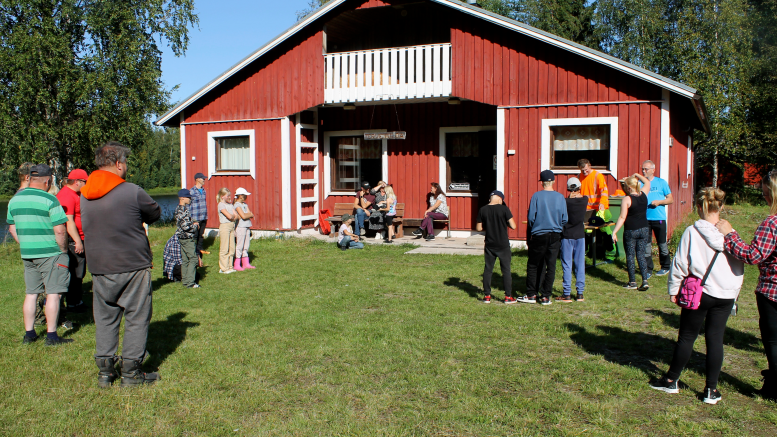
23, 253, 70, 295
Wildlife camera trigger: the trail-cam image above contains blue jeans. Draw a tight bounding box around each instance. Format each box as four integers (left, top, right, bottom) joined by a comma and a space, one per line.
355, 209, 368, 235
560, 238, 585, 296
339, 236, 364, 249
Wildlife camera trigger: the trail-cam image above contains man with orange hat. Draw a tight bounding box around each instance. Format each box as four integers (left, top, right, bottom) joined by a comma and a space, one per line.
57, 169, 89, 313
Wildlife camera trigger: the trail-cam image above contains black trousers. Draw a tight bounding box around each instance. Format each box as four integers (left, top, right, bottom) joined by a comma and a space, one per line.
757, 293, 777, 377
483, 246, 512, 298
526, 232, 562, 299
66, 239, 86, 306
667, 293, 735, 389
646, 220, 671, 272
195, 220, 208, 256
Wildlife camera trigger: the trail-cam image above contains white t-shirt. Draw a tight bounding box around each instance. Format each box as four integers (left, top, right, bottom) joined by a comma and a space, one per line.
338, 223, 351, 245
430, 194, 448, 217
235, 202, 252, 228
218, 202, 235, 224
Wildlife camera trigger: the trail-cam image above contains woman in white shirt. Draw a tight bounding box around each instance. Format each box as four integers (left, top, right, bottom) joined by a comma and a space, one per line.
413, 182, 448, 241
649, 187, 744, 405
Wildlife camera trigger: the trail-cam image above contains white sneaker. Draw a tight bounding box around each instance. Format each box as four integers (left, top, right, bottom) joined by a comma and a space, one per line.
219, 269, 236, 274
375, 233, 382, 240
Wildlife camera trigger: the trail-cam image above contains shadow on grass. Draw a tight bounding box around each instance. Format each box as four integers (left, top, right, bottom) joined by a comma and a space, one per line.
646, 309, 763, 353
584, 260, 624, 283
566, 323, 757, 396
445, 270, 525, 302
146, 312, 199, 370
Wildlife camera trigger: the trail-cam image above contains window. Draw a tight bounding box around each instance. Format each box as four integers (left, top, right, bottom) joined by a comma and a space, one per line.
330, 136, 383, 192
540, 117, 619, 177
550, 125, 610, 170
215, 136, 250, 172
207, 129, 256, 178
439, 127, 497, 199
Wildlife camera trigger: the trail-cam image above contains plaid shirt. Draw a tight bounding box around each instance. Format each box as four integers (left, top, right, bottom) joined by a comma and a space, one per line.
163, 234, 182, 281
724, 215, 777, 302
189, 186, 208, 221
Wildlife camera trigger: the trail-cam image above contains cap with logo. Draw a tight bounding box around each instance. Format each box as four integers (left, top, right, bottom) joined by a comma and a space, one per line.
178, 189, 192, 198
567, 177, 581, 190
539, 169, 555, 182
361, 182, 371, 190
30, 164, 53, 177
235, 187, 251, 196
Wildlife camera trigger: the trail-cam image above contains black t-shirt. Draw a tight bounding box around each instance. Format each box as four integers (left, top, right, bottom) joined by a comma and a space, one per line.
563, 197, 588, 240
625, 193, 649, 230
477, 204, 514, 249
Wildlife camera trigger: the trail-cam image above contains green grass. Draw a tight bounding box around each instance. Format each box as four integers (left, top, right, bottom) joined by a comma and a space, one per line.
0, 205, 775, 436
144, 186, 183, 196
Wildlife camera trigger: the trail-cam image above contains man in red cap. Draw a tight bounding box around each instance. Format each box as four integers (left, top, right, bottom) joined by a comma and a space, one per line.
56, 169, 89, 313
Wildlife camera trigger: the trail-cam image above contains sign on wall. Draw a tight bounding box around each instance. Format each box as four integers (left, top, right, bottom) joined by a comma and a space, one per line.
364, 131, 406, 140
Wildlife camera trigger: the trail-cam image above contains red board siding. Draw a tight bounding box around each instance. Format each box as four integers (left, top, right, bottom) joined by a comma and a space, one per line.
668, 106, 696, 235
185, 29, 324, 123
318, 101, 496, 230
184, 120, 283, 230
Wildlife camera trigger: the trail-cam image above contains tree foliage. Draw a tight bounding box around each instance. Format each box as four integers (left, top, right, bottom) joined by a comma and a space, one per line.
296, 0, 331, 22
0, 0, 197, 183
125, 127, 181, 191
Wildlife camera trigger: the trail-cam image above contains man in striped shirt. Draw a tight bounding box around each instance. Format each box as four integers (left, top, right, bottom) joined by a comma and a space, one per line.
7, 164, 74, 346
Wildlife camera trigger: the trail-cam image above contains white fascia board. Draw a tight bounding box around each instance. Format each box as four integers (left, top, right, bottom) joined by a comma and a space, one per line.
155, 0, 347, 127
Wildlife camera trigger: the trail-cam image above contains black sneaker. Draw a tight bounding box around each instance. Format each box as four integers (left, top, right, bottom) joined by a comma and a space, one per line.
22, 335, 39, 345
504, 296, 517, 305
539, 296, 552, 305
556, 295, 573, 303
638, 281, 650, 291
425, 234, 435, 241
44, 336, 74, 346
623, 282, 638, 290
412, 229, 423, 236
703, 387, 722, 404
483, 295, 491, 304
516, 295, 537, 304
576, 294, 585, 302
649, 376, 679, 394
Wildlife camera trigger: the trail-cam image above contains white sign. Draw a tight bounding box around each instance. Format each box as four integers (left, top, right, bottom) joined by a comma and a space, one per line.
449, 183, 470, 191
364, 131, 406, 140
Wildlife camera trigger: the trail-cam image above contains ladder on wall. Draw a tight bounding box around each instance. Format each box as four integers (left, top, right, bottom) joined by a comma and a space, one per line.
296, 109, 319, 229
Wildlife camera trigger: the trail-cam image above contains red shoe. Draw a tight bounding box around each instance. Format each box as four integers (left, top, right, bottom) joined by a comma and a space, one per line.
504, 296, 518, 305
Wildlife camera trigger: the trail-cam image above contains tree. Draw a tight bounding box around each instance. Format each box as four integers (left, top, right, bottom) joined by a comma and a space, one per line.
0, 0, 198, 181
746, 0, 777, 170
296, 0, 330, 21
126, 127, 181, 191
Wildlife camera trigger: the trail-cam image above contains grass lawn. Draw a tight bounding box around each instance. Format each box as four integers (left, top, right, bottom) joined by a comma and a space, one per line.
0, 204, 775, 436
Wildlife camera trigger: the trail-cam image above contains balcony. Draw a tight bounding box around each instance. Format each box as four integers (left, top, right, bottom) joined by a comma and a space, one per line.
324, 43, 452, 104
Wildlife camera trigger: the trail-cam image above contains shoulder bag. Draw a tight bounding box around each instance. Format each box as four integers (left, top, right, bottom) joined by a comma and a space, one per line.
677, 229, 720, 310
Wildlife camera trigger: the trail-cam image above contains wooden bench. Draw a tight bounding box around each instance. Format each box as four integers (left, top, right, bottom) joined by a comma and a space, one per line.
326, 203, 406, 238
403, 207, 452, 238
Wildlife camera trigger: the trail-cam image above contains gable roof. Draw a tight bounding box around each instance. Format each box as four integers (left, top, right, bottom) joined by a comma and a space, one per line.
156, 0, 709, 133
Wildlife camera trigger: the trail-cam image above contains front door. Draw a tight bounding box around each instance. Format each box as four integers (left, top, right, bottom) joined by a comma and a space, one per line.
477, 130, 497, 208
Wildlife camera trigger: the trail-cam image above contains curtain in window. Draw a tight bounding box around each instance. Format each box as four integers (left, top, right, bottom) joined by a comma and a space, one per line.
219, 137, 250, 170
450, 132, 479, 157
553, 125, 609, 151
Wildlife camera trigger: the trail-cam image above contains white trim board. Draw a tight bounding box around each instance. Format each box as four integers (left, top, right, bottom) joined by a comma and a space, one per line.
180, 112, 186, 188
323, 129, 388, 198
540, 117, 619, 178
281, 117, 291, 229
206, 129, 256, 179
439, 125, 498, 197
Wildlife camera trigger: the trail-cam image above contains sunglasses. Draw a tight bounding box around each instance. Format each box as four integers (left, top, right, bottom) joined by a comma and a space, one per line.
641, 168, 654, 171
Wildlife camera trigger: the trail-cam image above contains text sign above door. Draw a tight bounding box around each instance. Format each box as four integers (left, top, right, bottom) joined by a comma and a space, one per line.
364, 131, 406, 140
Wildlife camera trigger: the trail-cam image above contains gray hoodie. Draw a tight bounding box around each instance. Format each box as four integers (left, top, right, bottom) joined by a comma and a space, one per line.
667, 219, 744, 299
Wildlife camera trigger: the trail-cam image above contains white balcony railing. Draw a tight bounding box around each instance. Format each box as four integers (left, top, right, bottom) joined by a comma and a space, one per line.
324, 43, 452, 104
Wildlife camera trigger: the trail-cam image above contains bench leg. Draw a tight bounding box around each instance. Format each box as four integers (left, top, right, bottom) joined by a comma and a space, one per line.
397, 223, 404, 238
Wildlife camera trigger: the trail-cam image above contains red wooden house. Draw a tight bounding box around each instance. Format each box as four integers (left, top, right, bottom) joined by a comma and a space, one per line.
155, 0, 710, 242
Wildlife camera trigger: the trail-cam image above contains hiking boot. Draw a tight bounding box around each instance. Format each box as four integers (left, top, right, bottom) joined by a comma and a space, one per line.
22, 334, 39, 344
556, 295, 573, 303
649, 376, 679, 394
623, 282, 638, 290
638, 281, 650, 291
703, 387, 722, 404
539, 296, 552, 305
759, 369, 777, 400
44, 336, 74, 346
120, 358, 161, 387
576, 293, 585, 302
516, 295, 537, 304
483, 295, 491, 304
655, 269, 670, 277
504, 296, 517, 305
96, 356, 119, 389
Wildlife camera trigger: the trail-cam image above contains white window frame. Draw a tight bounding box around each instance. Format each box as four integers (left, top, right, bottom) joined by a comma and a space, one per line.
207, 129, 256, 178
323, 129, 388, 197
439, 126, 498, 197
540, 117, 619, 179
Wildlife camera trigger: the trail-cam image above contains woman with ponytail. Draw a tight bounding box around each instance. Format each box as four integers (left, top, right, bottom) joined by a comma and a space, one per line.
650, 188, 744, 404
215, 188, 237, 274
717, 170, 777, 401
612, 173, 651, 290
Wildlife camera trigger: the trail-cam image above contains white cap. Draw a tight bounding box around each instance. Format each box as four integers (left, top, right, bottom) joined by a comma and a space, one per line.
235, 187, 251, 196
567, 177, 581, 190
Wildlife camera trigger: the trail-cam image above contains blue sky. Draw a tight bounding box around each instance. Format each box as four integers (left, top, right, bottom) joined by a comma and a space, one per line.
160, 0, 316, 105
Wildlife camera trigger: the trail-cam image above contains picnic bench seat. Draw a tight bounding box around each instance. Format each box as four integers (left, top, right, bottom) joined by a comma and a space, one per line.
326, 203, 406, 238
403, 206, 451, 238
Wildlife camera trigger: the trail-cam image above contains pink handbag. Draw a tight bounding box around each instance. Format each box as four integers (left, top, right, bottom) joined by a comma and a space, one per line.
677, 230, 720, 310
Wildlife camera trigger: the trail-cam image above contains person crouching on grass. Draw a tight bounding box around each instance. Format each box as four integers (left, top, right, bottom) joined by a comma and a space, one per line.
233, 187, 256, 270
174, 189, 200, 288
216, 188, 237, 274
338, 214, 364, 250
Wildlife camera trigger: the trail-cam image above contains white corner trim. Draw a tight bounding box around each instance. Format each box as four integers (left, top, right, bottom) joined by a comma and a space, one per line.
496, 109, 505, 192
439, 125, 497, 195
540, 117, 619, 180
687, 134, 693, 178
660, 90, 670, 181
206, 129, 256, 179
295, 113, 302, 229
180, 112, 186, 188
281, 117, 291, 229
323, 129, 387, 198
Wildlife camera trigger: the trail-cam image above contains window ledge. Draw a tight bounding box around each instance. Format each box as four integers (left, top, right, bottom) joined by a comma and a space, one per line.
447, 192, 479, 197
550, 169, 612, 175
327, 191, 357, 198
211, 171, 252, 177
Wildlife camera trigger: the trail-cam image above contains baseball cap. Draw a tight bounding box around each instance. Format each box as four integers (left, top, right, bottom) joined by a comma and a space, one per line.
235, 187, 251, 196
341, 213, 354, 222
361, 182, 371, 190
540, 169, 555, 182
30, 164, 53, 177
489, 190, 505, 201
178, 189, 192, 198
567, 177, 581, 190
194, 172, 206, 181
68, 169, 89, 180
